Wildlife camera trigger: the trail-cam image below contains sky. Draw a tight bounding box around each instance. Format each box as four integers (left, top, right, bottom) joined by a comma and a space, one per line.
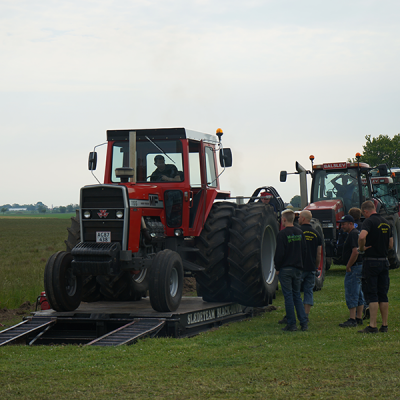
1, 0, 400, 207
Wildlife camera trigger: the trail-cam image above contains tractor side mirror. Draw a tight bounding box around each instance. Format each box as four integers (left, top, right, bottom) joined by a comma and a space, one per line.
280, 171, 287, 182
378, 164, 389, 176
219, 148, 232, 168
88, 152, 97, 171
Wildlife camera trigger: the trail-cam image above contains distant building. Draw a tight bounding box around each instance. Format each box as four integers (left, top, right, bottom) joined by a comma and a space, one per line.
9, 208, 27, 211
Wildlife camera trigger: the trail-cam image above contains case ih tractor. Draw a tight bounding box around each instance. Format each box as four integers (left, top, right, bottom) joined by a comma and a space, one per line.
281, 155, 400, 269
44, 128, 280, 313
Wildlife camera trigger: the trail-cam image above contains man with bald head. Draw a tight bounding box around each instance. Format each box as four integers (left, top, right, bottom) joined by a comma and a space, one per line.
298, 210, 322, 320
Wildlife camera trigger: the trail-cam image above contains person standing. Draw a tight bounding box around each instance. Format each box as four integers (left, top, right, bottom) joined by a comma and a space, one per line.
298, 210, 322, 321
349, 207, 363, 232
274, 209, 308, 331
358, 200, 393, 333
338, 215, 365, 328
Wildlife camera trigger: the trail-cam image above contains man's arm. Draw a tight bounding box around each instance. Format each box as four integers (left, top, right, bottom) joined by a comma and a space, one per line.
346, 247, 359, 273
389, 236, 393, 250
358, 229, 368, 252
315, 245, 322, 270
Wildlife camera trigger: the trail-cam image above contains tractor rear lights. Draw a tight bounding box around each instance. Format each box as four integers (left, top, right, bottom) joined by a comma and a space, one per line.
83, 211, 91, 219
174, 229, 183, 237
116, 211, 124, 219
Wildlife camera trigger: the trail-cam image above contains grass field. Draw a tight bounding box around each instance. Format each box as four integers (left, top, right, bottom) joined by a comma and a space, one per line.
1, 218, 400, 399
0, 217, 71, 309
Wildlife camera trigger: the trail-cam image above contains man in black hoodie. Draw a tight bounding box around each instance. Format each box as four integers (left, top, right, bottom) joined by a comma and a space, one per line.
274, 209, 308, 331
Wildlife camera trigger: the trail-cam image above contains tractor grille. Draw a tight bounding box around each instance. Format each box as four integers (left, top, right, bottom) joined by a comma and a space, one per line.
80, 185, 129, 250
310, 209, 336, 240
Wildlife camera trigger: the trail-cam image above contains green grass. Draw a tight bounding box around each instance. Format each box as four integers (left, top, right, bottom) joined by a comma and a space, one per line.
1, 219, 400, 399
0, 218, 71, 309
0, 213, 75, 219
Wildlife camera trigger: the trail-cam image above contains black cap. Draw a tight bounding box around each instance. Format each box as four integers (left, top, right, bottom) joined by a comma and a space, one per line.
340, 215, 355, 223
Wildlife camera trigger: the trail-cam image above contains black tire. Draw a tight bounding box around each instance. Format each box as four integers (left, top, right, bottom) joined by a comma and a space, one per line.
149, 249, 183, 312
381, 213, 400, 269
310, 218, 326, 291
65, 210, 80, 252
228, 203, 279, 306
44, 251, 82, 311
194, 202, 237, 302
65, 210, 103, 302
325, 257, 332, 271
97, 272, 132, 301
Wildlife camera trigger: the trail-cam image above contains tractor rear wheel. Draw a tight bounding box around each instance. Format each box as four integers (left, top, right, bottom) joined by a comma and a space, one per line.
310, 218, 326, 291
194, 202, 237, 302
228, 203, 279, 306
44, 251, 82, 311
149, 249, 183, 312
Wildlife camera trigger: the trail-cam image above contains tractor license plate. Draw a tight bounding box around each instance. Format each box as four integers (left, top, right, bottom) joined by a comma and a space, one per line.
96, 232, 111, 243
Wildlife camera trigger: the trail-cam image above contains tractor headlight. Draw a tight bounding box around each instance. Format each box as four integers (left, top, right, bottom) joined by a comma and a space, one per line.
116, 211, 124, 219
83, 211, 91, 219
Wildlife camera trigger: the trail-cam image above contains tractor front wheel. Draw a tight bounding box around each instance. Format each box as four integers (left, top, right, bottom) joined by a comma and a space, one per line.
149, 250, 183, 312
44, 251, 82, 311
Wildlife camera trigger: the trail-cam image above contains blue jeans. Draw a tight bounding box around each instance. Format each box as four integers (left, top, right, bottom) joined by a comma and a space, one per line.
279, 267, 308, 327
344, 263, 365, 309
301, 271, 315, 306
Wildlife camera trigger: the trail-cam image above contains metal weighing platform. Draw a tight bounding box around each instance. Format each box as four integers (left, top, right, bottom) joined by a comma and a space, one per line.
0, 297, 255, 347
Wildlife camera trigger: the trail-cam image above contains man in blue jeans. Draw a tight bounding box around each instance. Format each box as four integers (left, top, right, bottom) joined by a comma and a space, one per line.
338, 215, 365, 327
274, 209, 308, 331
299, 210, 322, 321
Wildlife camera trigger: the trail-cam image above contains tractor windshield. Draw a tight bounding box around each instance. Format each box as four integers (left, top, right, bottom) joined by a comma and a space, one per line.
311, 169, 369, 212
110, 140, 184, 183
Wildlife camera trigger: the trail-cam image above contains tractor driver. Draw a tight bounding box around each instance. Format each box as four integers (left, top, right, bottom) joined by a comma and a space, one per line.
331, 174, 357, 211
150, 155, 182, 182
260, 191, 277, 212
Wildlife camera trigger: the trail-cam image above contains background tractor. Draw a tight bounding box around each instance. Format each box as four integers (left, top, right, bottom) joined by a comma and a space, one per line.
44, 128, 280, 313
280, 155, 400, 269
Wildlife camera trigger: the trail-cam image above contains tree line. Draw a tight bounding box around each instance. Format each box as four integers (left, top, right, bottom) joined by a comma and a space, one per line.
1, 202, 79, 215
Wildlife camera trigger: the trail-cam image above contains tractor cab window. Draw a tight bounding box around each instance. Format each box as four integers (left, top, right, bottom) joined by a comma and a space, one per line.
205, 146, 217, 187
312, 169, 367, 212
373, 183, 398, 213
110, 140, 184, 183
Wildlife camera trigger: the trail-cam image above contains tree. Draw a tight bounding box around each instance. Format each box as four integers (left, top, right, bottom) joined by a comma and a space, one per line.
38, 205, 47, 214
362, 134, 400, 169
290, 195, 301, 208
1, 207, 7, 215
59, 206, 67, 213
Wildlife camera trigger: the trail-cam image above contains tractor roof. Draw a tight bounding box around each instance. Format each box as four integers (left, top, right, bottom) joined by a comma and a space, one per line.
313, 161, 371, 173
107, 128, 218, 144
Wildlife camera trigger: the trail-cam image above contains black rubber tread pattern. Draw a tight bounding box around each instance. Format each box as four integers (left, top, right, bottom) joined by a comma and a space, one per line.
228, 203, 279, 306
64, 210, 103, 302
149, 249, 183, 312
65, 210, 80, 252
97, 272, 133, 301
380, 213, 400, 269
325, 257, 332, 271
194, 202, 237, 302
44, 251, 82, 311
310, 218, 326, 291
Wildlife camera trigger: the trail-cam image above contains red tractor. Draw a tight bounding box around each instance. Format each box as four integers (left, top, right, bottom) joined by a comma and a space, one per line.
44, 128, 280, 312
281, 155, 400, 269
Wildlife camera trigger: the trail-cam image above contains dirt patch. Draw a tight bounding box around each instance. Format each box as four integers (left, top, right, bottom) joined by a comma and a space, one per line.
0, 301, 37, 327
183, 277, 197, 295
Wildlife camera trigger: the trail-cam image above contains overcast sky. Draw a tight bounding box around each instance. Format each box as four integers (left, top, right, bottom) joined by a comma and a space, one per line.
1, 0, 399, 207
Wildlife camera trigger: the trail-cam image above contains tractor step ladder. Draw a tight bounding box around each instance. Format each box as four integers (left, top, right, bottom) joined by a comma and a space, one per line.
0, 317, 56, 347
86, 318, 165, 347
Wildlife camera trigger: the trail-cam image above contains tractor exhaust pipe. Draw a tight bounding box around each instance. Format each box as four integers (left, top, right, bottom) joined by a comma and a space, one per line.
296, 161, 308, 209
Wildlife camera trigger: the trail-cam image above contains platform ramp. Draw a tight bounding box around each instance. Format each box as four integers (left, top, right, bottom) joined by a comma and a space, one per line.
0, 317, 55, 347
86, 318, 165, 347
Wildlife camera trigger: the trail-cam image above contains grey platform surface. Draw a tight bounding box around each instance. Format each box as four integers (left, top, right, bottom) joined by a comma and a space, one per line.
33, 297, 235, 318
